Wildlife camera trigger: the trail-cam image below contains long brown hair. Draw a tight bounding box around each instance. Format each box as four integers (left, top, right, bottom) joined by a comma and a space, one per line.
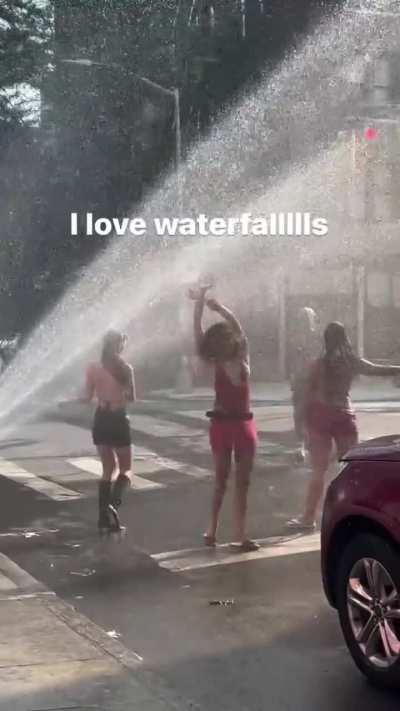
101, 330, 130, 387
322, 322, 356, 399
199, 322, 244, 363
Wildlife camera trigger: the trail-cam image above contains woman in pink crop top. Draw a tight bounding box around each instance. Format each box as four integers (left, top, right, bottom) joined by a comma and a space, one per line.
190, 286, 259, 552
84, 330, 136, 532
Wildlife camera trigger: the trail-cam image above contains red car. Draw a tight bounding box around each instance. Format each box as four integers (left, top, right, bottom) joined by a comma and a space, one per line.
321, 434, 400, 689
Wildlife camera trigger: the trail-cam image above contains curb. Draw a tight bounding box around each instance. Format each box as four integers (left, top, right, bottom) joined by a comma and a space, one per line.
0, 552, 54, 600
0, 526, 158, 572
0, 550, 202, 710
44, 595, 203, 710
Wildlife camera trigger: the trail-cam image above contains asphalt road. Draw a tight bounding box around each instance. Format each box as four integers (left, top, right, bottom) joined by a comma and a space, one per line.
1, 398, 400, 710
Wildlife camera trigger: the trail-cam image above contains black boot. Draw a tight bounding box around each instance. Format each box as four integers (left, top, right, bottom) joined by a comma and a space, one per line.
112, 473, 131, 509
98, 481, 112, 531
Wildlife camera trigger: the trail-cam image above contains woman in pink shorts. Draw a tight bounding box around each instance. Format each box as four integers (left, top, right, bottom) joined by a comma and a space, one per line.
288, 321, 400, 531
190, 287, 259, 552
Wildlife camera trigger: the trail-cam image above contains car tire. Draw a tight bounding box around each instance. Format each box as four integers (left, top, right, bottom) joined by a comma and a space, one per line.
336, 533, 400, 690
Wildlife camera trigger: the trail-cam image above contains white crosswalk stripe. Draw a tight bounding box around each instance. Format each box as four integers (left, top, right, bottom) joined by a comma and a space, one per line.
131, 413, 204, 440
0, 434, 210, 501
67, 456, 164, 490
129, 416, 211, 479
0, 457, 83, 501
150, 456, 210, 480
152, 533, 321, 572
132, 445, 210, 480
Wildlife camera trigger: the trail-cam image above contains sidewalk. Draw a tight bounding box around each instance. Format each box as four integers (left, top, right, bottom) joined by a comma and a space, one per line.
150, 377, 400, 403
0, 554, 199, 711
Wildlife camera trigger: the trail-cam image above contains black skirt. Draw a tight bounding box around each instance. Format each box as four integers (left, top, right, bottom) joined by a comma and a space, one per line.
92, 406, 132, 448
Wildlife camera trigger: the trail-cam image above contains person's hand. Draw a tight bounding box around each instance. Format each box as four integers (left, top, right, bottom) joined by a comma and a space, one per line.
188, 286, 209, 300
205, 297, 222, 312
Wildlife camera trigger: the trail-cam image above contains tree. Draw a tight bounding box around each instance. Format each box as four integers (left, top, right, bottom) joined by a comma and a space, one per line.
0, 0, 52, 129
0, 2, 53, 333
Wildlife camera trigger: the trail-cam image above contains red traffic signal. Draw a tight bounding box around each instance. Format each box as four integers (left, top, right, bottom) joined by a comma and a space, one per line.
364, 126, 378, 141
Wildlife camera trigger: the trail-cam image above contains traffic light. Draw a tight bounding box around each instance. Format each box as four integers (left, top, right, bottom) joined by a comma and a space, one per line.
350, 123, 400, 222
364, 126, 378, 142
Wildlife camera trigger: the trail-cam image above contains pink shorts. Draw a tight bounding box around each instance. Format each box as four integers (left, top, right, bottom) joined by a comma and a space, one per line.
307, 402, 358, 467
209, 419, 257, 461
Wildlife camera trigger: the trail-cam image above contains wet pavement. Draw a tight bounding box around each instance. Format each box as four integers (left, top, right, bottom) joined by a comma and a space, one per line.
0, 397, 400, 710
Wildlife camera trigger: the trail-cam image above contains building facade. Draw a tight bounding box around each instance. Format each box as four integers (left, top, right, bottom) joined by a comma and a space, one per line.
264, 46, 400, 380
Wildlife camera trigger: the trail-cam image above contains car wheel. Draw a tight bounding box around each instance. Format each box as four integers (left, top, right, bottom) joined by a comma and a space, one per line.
336, 533, 400, 689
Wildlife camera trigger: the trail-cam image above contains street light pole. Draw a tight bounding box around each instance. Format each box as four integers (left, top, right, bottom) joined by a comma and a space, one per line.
60, 58, 183, 211
173, 87, 183, 212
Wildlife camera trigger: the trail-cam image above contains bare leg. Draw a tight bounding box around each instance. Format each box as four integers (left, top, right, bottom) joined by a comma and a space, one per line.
233, 453, 254, 542
302, 435, 331, 525
206, 450, 231, 541
303, 428, 357, 523
113, 446, 132, 506
293, 397, 306, 456
96, 445, 116, 481
115, 446, 132, 478
96, 446, 116, 529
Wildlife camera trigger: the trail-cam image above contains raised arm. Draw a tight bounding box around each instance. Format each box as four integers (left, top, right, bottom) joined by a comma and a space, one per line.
205, 298, 243, 335
206, 298, 249, 365
357, 358, 400, 377
194, 298, 205, 353
188, 287, 208, 352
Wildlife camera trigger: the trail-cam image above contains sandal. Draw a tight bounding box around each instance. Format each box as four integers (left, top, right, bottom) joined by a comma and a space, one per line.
230, 539, 260, 553
203, 533, 217, 547
286, 517, 316, 532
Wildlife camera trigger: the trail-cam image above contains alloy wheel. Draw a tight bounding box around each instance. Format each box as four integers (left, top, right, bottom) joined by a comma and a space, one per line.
347, 557, 400, 669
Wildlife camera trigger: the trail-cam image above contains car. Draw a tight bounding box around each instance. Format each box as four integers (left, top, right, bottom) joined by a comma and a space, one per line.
321, 434, 400, 689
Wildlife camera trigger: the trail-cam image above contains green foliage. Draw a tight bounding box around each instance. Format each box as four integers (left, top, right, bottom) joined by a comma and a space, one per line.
0, 0, 344, 334
0, 0, 52, 127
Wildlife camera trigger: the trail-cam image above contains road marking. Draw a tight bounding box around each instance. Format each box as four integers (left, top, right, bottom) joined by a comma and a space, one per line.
175, 410, 204, 422
133, 445, 210, 479
0, 457, 83, 501
131, 413, 204, 439
67, 457, 164, 490
132, 414, 289, 471
152, 456, 210, 480
130, 415, 212, 476
152, 533, 321, 572
69, 447, 210, 483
